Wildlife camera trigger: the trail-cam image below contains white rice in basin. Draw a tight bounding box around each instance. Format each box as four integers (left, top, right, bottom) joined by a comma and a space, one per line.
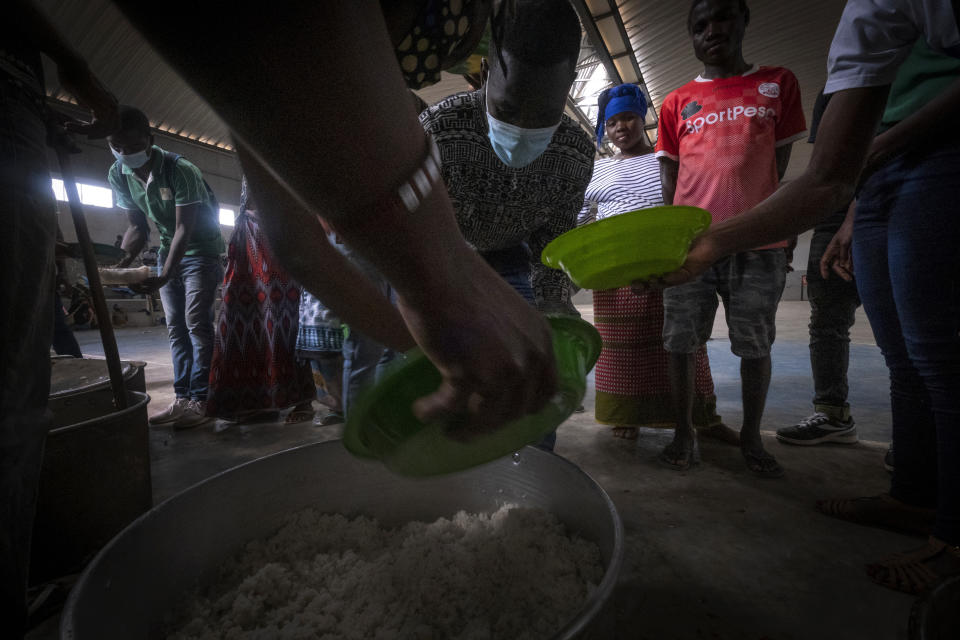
166, 505, 604, 640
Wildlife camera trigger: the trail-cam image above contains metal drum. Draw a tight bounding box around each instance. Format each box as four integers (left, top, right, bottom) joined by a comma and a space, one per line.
31, 358, 152, 585
62, 441, 624, 639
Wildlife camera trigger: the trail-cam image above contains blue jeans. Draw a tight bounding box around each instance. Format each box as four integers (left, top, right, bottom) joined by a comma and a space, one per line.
806, 211, 861, 411
334, 239, 396, 417
0, 78, 56, 637
853, 139, 960, 544
158, 253, 222, 400
480, 245, 557, 451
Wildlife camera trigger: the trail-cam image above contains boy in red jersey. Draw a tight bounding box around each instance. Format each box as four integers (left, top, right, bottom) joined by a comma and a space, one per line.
654, 0, 806, 476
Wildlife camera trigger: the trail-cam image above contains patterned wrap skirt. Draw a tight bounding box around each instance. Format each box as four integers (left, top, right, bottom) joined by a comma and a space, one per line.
206, 213, 315, 418
593, 287, 722, 428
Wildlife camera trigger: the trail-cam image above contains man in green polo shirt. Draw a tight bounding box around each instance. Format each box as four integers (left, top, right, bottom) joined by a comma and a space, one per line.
109, 105, 224, 429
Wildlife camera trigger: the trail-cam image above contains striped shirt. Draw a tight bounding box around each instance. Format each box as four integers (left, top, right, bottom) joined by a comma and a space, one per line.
578, 153, 662, 225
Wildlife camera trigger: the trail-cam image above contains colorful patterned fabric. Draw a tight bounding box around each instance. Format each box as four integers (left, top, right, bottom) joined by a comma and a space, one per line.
296, 289, 343, 355
395, 0, 484, 89
206, 212, 314, 418
594, 287, 722, 428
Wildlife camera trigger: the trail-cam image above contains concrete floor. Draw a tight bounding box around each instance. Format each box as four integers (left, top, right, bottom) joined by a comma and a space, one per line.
33, 300, 919, 639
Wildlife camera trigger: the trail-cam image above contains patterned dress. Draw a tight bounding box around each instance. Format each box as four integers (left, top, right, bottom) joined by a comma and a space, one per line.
206, 210, 314, 418
582, 154, 722, 428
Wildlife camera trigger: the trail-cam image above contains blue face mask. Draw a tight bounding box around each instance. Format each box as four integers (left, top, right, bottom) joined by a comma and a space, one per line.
111, 146, 150, 169
486, 111, 560, 169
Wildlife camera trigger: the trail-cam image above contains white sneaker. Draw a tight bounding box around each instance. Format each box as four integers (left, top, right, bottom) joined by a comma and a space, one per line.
173, 399, 213, 430
149, 398, 189, 425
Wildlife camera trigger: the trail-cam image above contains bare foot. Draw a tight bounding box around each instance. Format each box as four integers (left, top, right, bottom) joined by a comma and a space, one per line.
658, 434, 700, 471
741, 444, 784, 478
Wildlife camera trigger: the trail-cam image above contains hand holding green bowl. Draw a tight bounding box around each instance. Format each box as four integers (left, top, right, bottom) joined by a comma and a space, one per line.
343, 316, 601, 476
542, 205, 712, 290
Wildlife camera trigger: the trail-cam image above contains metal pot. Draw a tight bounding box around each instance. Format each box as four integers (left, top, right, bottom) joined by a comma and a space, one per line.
62, 441, 623, 639
32, 389, 152, 585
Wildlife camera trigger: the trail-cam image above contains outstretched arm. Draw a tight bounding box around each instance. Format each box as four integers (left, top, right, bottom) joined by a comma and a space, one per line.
111, 0, 557, 427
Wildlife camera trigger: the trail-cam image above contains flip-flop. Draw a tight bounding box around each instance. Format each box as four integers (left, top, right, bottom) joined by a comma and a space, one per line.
742, 449, 784, 478
658, 439, 700, 471
816, 494, 934, 536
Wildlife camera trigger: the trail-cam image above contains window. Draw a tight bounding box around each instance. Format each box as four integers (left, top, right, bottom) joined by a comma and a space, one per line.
50, 178, 114, 208
219, 207, 236, 226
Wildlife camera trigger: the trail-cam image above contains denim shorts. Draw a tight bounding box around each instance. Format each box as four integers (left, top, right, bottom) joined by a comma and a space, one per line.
662, 249, 786, 359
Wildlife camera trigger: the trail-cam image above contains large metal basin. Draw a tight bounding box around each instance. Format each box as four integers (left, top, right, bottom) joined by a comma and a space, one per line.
62, 441, 623, 639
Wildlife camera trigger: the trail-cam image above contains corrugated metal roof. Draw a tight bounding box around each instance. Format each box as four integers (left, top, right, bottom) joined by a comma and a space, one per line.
39, 0, 233, 149
40, 0, 848, 176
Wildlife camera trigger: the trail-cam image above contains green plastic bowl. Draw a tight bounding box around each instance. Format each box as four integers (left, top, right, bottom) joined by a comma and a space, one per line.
342, 316, 601, 476
541, 205, 711, 290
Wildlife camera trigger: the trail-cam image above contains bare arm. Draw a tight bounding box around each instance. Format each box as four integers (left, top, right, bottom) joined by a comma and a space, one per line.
659, 157, 679, 206
129, 203, 199, 292
862, 76, 960, 180
115, 209, 150, 268
240, 150, 415, 351
666, 85, 890, 284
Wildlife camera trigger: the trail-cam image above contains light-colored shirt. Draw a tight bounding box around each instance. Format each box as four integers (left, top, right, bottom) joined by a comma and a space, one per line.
825, 0, 960, 94
578, 153, 662, 225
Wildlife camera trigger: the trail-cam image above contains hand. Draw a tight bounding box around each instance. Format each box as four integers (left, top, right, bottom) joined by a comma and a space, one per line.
631, 232, 719, 294
819, 222, 855, 282
56, 57, 119, 139
129, 275, 169, 294
397, 252, 557, 429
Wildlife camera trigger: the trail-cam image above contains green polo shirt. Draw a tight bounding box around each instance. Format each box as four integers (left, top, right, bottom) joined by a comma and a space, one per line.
108, 145, 225, 257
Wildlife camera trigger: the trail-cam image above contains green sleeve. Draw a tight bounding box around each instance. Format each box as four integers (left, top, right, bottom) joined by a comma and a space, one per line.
171, 158, 208, 207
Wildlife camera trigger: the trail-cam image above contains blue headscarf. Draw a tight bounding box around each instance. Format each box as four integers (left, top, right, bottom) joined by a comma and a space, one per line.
595, 83, 648, 148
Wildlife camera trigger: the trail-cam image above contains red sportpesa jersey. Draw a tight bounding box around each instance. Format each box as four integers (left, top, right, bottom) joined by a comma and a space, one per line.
655, 66, 806, 249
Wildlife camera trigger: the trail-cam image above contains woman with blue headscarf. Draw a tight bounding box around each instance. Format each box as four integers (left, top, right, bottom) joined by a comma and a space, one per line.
582, 84, 728, 442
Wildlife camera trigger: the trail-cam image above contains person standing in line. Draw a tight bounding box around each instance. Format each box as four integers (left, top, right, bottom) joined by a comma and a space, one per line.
654, 0, 806, 475
775, 90, 861, 448
108, 106, 225, 429
581, 83, 727, 443
206, 177, 315, 424
417, 0, 593, 450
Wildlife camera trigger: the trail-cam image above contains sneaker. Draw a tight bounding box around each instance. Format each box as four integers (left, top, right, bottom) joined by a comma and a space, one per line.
314, 411, 344, 427
884, 447, 895, 474
172, 399, 213, 430
776, 412, 858, 445
149, 398, 189, 425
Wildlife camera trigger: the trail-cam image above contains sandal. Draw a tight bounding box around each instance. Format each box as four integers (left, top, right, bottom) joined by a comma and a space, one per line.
742, 448, 784, 478
866, 536, 960, 595
612, 426, 639, 440
816, 493, 934, 536
658, 438, 700, 471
